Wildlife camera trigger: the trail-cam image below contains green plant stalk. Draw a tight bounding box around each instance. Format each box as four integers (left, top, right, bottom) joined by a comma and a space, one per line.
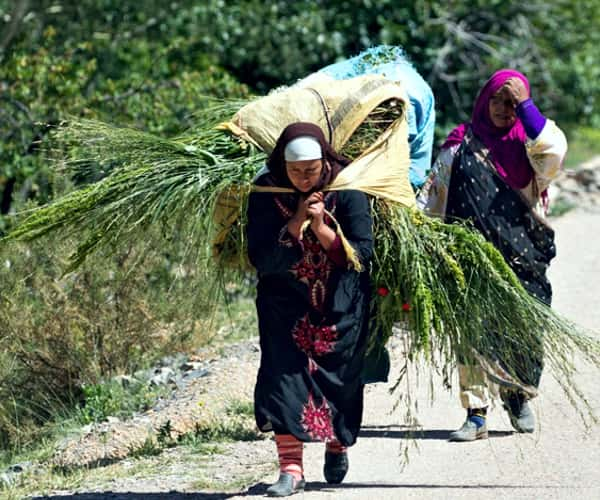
3, 102, 599, 426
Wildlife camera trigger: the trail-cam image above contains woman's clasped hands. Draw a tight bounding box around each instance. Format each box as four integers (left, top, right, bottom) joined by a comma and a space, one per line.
288, 191, 325, 238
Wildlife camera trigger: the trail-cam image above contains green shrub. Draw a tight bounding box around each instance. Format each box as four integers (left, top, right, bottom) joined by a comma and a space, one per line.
564, 127, 600, 169
0, 0, 250, 231
77, 379, 168, 425
0, 230, 221, 452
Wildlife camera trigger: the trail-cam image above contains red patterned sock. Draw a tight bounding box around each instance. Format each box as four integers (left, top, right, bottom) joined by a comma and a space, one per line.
326, 438, 347, 454
275, 434, 303, 482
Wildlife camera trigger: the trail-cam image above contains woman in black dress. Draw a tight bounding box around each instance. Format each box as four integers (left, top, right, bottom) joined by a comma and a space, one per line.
247, 122, 373, 496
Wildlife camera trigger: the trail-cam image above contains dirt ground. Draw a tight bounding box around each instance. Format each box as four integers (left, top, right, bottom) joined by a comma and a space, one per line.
233, 207, 600, 500
29, 207, 600, 500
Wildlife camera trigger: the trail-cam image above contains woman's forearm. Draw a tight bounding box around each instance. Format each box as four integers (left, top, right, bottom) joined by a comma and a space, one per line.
311, 221, 336, 250
516, 98, 546, 140
287, 217, 304, 240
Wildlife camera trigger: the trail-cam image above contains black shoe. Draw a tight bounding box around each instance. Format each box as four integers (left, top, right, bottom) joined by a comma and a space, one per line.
323, 451, 349, 484
502, 392, 535, 433
266, 473, 305, 497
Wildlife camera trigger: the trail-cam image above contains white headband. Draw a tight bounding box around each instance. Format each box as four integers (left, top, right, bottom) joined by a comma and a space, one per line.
284, 136, 322, 162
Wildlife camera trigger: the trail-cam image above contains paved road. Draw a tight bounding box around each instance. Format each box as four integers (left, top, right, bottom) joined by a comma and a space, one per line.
238, 209, 600, 499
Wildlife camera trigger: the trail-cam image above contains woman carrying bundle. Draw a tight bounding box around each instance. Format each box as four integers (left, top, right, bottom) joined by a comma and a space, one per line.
418, 69, 567, 441
246, 122, 373, 496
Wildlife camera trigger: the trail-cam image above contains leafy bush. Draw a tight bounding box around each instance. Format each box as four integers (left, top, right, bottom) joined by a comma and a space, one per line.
0, 0, 249, 228
181, 1, 600, 130
2, 0, 599, 226
0, 230, 221, 451
1, 0, 599, 459
77, 379, 168, 425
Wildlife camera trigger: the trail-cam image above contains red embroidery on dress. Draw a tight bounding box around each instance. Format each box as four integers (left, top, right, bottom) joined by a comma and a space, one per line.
290, 232, 334, 311
301, 393, 335, 441
311, 280, 326, 310
275, 193, 336, 310
292, 314, 338, 359
274, 196, 294, 218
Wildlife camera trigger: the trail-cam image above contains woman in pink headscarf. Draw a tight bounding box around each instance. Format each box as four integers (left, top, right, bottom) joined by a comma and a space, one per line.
417, 69, 567, 442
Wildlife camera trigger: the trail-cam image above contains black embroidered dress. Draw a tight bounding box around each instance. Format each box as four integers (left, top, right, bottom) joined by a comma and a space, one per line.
247, 187, 373, 446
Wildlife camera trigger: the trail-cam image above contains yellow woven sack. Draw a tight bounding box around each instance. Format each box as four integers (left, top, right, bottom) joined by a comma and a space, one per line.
220, 75, 414, 207
212, 184, 252, 269
214, 75, 415, 267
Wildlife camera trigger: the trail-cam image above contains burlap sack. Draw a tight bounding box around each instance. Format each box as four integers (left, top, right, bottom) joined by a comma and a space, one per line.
214, 75, 416, 266
220, 74, 415, 207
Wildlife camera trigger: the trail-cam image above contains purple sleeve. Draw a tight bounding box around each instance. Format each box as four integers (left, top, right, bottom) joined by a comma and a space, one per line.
516, 98, 546, 139
326, 235, 347, 268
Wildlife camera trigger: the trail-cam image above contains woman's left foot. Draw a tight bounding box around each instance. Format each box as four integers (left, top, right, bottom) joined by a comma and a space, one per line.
502, 392, 535, 433
266, 473, 305, 497
323, 451, 349, 484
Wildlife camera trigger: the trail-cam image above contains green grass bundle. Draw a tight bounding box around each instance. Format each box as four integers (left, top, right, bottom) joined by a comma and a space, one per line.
3, 99, 600, 425
370, 202, 599, 423
340, 99, 404, 160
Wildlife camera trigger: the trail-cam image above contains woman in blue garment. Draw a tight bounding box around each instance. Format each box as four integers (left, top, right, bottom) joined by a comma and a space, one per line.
298, 45, 436, 190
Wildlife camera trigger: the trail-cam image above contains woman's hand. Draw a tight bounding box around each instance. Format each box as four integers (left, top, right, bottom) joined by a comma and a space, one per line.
287, 194, 311, 239
306, 192, 325, 230
503, 77, 530, 105
306, 191, 336, 250
293, 194, 309, 220
288, 191, 335, 248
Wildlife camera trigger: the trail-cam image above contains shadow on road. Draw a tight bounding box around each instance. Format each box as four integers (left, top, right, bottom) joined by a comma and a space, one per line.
32, 493, 240, 500
359, 425, 513, 440
245, 481, 570, 495
33, 480, 580, 499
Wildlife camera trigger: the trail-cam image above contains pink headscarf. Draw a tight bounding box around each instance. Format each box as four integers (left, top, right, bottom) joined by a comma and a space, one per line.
442, 69, 533, 190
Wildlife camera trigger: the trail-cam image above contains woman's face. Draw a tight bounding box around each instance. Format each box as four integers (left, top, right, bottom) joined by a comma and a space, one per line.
488, 86, 517, 128
285, 159, 323, 192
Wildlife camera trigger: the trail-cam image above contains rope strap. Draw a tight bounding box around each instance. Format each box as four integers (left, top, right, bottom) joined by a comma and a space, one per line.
298, 209, 363, 272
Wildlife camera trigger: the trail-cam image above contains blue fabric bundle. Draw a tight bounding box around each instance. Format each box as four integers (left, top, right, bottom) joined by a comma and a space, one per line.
316, 46, 435, 189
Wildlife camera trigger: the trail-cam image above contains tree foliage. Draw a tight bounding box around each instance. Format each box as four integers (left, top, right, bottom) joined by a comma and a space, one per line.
180, 0, 599, 127
0, 0, 249, 228
1, 0, 599, 454
1, 0, 599, 222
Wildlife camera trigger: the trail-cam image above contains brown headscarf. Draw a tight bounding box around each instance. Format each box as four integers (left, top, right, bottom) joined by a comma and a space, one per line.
259, 122, 350, 192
